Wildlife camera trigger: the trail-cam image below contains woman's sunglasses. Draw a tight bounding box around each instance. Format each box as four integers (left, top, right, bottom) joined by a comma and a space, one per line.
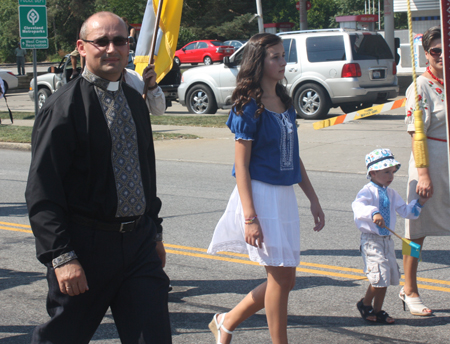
82, 37, 129, 47
428, 47, 442, 57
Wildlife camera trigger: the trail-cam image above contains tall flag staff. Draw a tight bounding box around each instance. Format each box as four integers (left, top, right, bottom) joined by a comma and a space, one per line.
441, 0, 450, 192
134, 0, 183, 101
406, 0, 429, 169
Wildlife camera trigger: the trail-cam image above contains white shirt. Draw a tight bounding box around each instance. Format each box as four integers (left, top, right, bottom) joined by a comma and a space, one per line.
352, 182, 422, 236
123, 68, 165, 116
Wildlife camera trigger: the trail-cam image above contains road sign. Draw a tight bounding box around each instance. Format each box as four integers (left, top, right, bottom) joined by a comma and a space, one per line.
19, 6, 48, 39
21, 38, 48, 49
18, 0, 46, 5
296, 1, 312, 11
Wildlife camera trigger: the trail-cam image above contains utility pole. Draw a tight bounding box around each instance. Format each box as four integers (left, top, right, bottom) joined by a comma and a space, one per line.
384, 0, 395, 56
256, 0, 264, 33
299, 0, 307, 30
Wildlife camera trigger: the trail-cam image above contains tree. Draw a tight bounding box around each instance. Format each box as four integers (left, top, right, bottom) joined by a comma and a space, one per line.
0, 0, 20, 62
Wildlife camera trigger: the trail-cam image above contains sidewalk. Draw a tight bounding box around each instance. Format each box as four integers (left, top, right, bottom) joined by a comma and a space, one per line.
1, 108, 410, 176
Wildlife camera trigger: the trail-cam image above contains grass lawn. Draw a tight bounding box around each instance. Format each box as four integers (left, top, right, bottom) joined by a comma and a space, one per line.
0, 112, 228, 127
0, 125, 199, 143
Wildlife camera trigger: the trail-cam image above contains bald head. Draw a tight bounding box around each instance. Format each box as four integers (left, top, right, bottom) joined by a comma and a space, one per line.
80, 12, 127, 40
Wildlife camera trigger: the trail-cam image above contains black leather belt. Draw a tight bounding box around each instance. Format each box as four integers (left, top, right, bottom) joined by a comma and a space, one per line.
72, 214, 142, 233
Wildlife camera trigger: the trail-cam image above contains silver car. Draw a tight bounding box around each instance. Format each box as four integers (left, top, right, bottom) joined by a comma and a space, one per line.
178, 29, 399, 119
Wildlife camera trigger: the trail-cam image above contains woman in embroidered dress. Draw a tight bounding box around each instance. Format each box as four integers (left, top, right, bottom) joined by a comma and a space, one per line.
401, 26, 450, 316
207, 33, 325, 344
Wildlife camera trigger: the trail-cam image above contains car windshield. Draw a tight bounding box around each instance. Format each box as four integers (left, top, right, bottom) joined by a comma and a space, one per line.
350, 34, 393, 60
211, 41, 225, 46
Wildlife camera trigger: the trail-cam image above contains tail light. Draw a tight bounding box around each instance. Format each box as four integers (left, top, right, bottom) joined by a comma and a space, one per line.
7, 72, 15, 76
392, 61, 397, 75
341, 63, 361, 78
216, 47, 225, 53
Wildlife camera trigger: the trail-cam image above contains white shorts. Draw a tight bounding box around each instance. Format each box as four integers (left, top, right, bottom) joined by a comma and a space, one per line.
360, 233, 400, 288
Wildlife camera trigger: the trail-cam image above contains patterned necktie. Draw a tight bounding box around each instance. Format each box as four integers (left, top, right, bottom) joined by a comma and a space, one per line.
376, 185, 390, 236
83, 69, 146, 217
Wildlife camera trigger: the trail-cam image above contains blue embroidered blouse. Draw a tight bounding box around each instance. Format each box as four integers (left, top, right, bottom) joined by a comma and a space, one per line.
227, 98, 302, 186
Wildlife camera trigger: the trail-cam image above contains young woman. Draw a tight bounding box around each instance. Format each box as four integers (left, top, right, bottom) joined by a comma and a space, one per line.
207, 33, 325, 344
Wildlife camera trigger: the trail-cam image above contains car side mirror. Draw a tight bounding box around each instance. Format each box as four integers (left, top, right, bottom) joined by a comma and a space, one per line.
182, 48, 186, 52
223, 56, 230, 67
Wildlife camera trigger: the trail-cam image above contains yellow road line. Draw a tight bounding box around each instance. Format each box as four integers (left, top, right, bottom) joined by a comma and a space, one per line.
166, 249, 367, 280
0, 221, 32, 228
2, 225, 449, 290
0, 225, 32, 233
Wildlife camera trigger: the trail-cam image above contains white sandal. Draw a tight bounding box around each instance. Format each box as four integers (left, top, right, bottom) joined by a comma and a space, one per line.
399, 287, 433, 316
208, 313, 234, 344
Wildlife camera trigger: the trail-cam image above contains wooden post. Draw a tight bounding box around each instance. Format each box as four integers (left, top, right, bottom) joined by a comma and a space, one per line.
143, 0, 164, 100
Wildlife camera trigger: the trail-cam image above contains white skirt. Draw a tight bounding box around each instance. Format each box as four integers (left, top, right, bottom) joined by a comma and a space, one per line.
207, 180, 301, 267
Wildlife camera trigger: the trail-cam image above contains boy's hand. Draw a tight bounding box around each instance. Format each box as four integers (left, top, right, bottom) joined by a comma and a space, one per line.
418, 195, 429, 206
372, 213, 385, 227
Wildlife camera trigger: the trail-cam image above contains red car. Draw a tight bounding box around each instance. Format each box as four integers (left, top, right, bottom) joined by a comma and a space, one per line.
174, 40, 235, 66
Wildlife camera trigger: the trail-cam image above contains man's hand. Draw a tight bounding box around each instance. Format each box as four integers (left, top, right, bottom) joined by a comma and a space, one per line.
54, 259, 89, 296
156, 241, 166, 268
143, 64, 157, 89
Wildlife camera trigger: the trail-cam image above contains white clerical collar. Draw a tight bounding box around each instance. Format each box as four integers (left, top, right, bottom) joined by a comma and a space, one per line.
107, 81, 120, 91
82, 68, 122, 92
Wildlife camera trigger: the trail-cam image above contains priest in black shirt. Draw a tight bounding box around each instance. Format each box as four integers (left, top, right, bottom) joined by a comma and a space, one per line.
25, 12, 171, 344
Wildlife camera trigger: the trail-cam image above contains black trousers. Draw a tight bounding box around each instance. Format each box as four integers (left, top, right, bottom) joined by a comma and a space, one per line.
16, 56, 25, 75
32, 215, 172, 344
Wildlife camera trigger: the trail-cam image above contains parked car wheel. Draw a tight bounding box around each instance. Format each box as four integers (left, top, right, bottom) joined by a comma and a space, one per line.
186, 84, 218, 114
2, 81, 8, 94
340, 102, 372, 114
294, 83, 330, 120
174, 57, 181, 66
37, 88, 51, 110
203, 56, 213, 65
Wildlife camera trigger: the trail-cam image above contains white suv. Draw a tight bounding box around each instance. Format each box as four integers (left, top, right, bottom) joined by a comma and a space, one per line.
178, 29, 399, 119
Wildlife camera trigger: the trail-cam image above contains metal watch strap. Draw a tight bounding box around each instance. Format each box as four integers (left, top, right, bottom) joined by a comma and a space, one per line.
155, 232, 163, 241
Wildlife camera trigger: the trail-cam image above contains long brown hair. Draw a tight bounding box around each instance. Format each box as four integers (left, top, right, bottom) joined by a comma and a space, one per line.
232, 33, 292, 117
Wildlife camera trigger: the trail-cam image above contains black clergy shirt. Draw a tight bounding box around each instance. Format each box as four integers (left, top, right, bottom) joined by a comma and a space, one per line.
25, 75, 162, 264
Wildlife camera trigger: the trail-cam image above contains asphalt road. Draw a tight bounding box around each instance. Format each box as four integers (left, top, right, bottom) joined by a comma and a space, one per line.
1, 109, 450, 343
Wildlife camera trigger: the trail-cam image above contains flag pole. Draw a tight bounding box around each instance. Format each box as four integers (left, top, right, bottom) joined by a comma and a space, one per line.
143, 0, 164, 100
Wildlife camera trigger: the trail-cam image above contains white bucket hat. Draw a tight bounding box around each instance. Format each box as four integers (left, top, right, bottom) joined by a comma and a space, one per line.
365, 148, 401, 179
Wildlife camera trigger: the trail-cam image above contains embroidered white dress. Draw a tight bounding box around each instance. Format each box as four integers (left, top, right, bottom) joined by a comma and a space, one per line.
405, 75, 450, 239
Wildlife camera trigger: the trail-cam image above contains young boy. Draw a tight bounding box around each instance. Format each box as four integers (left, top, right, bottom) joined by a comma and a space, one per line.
352, 148, 428, 324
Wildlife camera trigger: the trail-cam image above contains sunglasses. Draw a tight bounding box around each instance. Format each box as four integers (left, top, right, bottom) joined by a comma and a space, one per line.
82, 37, 129, 47
428, 47, 442, 56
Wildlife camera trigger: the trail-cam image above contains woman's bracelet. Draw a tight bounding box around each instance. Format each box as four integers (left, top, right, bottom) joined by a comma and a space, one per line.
245, 215, 258, 225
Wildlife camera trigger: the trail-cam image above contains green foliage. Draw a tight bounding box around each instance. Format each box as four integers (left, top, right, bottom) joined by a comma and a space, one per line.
207, 13, 258, 41
94, 0, 147, 24
177, 27, 198, 49
0, 0, 21, 62
0, 0, 415, 63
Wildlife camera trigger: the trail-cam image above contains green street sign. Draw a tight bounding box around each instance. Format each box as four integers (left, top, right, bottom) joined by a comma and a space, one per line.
18, 0, 46, 5
19, 6, 47, 39
21, 38, 48, 49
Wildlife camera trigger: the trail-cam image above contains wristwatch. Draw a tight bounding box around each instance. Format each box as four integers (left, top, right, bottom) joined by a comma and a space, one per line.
155, 232, 163, 242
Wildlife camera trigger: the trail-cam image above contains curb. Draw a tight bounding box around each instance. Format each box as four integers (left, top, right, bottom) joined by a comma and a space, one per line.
0, 142, 31, 151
